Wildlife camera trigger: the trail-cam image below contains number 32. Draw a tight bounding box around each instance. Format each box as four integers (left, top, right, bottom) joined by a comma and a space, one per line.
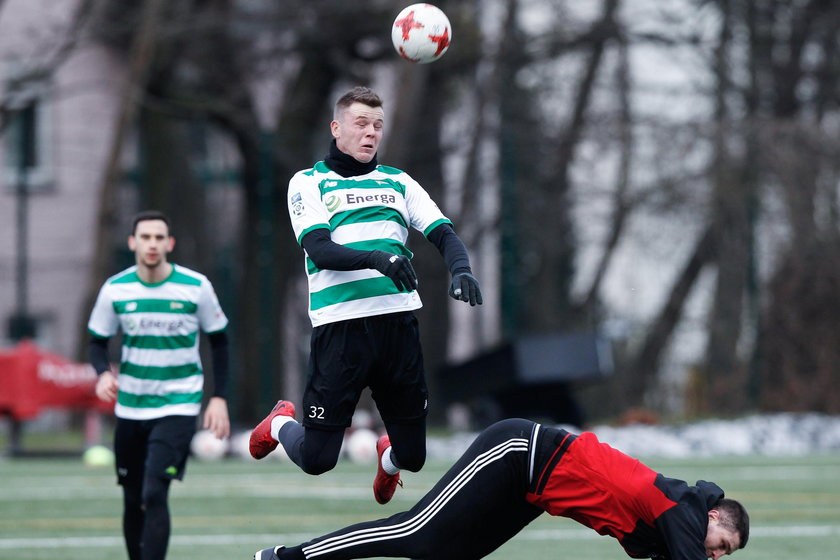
308, 406, 325, 419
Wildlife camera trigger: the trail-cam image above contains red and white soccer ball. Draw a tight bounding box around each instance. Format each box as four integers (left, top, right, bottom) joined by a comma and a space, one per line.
391, 3, 452, 64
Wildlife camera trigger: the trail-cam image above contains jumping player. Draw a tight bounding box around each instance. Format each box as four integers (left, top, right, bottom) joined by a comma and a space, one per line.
254, 418, 749, 560
249, 86, 482, 504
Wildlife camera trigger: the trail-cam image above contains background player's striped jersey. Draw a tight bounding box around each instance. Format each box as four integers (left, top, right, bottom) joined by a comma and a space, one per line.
288, 162, 451, 327
87, 264, 228, 420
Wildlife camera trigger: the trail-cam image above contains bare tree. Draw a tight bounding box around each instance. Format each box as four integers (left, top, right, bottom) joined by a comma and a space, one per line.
532, 0, 621, 331
694, 0, 840, 413
64, 0, 840, 424
76, 0, 165, 361
0, 0, 96, 133
578, 34, 634, 316
698, 0, 753, 412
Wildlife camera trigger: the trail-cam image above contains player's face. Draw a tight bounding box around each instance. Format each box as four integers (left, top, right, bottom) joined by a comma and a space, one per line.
704, 512, 740, 559
331, 102, 385, 163
128, 219, 174, 269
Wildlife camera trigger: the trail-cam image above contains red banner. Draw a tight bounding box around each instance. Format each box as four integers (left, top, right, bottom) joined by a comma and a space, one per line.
0, 340, 113, 420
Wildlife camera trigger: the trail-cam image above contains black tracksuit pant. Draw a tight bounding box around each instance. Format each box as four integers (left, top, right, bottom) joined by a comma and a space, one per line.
277, 418, 551, 560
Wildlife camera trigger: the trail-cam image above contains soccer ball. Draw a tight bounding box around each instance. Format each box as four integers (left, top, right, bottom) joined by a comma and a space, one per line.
190, 429, 229, 461
229, 430, 259, 461
391, 3, 452, 64
342, 428, 379, 464
82, 445, 115, 468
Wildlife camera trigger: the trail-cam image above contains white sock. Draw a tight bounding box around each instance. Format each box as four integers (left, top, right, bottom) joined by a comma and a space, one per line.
380, 446, 400, 475
270, 416, 296, 441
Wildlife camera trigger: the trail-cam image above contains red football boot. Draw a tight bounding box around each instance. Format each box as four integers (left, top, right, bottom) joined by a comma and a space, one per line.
249, 400, 296, 460
373, 435, 403, 504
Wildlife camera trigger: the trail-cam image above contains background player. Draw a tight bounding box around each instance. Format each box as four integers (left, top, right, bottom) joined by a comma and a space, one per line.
88, 210, 231, 560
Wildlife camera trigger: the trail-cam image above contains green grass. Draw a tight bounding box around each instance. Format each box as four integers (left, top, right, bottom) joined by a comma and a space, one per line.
0, 452, 838, 560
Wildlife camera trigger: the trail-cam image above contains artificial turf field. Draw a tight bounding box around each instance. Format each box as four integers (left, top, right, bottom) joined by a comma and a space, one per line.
1, 452, 838, 560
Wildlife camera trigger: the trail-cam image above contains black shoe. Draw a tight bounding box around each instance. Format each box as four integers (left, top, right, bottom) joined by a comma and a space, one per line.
254, 545, 284, 560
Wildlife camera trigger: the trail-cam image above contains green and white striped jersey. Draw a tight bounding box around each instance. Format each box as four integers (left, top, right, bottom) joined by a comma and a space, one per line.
289, 161, 451, 327
87, 264, 228, 420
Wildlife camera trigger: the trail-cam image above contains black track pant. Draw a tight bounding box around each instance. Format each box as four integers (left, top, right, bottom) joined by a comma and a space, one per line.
277, 418, 544, 560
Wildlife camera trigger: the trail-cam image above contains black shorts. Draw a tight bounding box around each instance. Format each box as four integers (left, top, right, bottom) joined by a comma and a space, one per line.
113, 415, 196, 485
303, 311, 428, 430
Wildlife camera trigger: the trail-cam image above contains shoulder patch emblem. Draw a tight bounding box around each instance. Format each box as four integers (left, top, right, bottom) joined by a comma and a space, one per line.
291, 192, 305, 217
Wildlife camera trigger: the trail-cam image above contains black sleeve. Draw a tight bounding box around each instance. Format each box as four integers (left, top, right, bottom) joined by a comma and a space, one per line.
427, 223, 472, 274
208, 330, 230, 399
301, 228, 372, 271
88, 336, 111, 375
655, 503, 710, 560
653, 478, 723, 560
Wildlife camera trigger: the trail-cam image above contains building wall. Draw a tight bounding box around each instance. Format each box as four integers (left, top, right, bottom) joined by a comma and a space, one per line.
0, 0, 125, 359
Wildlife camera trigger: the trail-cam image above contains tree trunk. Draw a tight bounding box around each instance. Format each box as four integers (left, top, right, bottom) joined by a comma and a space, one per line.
580, 36, 633, 316
628, 227, 716, 402
532, 0, 619, 331
75, 0, 164, 361
701, 0, 751, 412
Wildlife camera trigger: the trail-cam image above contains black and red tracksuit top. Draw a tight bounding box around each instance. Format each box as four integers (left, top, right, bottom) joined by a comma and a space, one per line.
525, 430, 724, 560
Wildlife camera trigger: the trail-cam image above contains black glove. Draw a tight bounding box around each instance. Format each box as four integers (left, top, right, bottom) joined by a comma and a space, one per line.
449, 270, 482, 306
367, 250, 418, 292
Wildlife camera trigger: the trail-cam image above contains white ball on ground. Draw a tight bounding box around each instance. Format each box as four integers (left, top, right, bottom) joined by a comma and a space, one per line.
82, 445, 114, 468
190, 429, 229, 461
351, 409, 375, 430
343, 428, 379, 464
230, 430, 258, 461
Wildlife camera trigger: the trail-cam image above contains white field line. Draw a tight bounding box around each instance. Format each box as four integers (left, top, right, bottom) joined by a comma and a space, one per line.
0, 483, 378, 501
4, 461, 836, 493
1, 525, 838, 550
3, 461, 838, 502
